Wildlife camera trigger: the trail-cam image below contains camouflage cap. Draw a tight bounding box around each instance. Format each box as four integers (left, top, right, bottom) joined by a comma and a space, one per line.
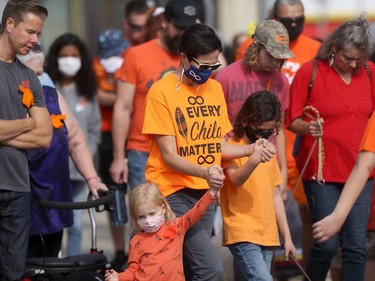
252, 20, 295, 59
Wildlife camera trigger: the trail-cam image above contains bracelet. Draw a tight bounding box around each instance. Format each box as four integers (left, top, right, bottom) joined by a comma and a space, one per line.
86, 176, 101, 184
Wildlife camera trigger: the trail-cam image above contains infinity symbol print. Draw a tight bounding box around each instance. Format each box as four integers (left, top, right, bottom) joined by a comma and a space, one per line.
197, 155, 215, 165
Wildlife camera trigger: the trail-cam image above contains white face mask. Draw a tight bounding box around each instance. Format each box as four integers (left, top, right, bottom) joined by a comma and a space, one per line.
58, 56, 82, 77
137, 206, 165, 233
100, 56, 124, 74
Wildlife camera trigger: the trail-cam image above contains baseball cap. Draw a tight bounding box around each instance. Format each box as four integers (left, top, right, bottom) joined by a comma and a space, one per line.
97, 28, 129, 59
252, 20, 295, 59
164, 0, 198, 28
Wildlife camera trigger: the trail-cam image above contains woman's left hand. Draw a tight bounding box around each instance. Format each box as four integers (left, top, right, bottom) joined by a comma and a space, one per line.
87, 179, 109, 198
309, 118, 324, 137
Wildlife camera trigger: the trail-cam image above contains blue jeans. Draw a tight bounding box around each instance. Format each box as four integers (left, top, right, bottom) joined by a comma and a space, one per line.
127, 150, 148, 190
66, 180, 87, 256
229, 242, 273, 281
0, 191, 30, 281
303, 179, 373, 281
167, 188, 223, 281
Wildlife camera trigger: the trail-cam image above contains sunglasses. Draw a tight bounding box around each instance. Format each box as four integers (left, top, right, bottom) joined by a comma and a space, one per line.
251, 126, 279, 139
191, 57, 222, 71
276, 15, 305, 27
127, 21, 144, 32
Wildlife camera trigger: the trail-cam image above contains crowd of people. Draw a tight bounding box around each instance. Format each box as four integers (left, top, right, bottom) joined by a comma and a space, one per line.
0, 0, 375, 281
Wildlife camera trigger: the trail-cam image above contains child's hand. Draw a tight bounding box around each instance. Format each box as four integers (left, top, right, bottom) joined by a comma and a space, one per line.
243, 143, 254, 157
206, 165, 225, 194
312, 212, 343, 243
250, 139, 265, 163
259, 139, 276, 162
104, 269, 119, 281
283, 239, 296, 261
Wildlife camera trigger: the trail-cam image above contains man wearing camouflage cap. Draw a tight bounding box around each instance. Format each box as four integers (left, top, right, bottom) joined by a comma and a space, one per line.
252, 20, 295, 59
217, 18, 293, 192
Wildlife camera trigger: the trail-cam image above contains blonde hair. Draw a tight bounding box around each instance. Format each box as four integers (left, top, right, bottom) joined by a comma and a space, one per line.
242, 42, 262, 73
129, 182, 176, 230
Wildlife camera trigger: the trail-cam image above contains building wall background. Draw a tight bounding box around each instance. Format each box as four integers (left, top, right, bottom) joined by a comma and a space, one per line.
0, 0, 374, 57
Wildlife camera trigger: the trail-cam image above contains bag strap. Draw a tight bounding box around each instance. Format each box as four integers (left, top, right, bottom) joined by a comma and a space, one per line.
365, 62, 372, 86
307, 59, 318, 96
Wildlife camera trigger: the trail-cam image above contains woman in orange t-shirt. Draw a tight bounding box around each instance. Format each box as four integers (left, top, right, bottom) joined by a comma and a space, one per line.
142, 24, 263, 281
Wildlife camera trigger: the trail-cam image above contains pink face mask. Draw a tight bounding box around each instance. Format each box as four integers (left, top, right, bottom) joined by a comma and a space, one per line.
137, 206, 165, 233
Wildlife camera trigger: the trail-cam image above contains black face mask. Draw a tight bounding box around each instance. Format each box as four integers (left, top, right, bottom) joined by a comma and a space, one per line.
276, 15, 305, 41
245, 127, 259, 144
285, 25, 303, 41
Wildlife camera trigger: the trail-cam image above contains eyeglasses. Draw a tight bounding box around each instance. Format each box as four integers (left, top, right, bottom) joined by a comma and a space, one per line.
251, 126, 279, 139
191, 57, 222, 71
276, 15, 305, 27
127, 21, 144, 32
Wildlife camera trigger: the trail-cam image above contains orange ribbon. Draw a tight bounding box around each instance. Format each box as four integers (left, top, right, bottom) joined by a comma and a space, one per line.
19, 85, 34, 108
51, 114, 66, 128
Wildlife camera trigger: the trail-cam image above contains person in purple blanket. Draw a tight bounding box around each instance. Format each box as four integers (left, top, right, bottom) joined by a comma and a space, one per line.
18, 45, 108, 258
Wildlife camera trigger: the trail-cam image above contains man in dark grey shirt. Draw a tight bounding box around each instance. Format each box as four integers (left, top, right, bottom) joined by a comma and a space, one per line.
0, 1, 52, 279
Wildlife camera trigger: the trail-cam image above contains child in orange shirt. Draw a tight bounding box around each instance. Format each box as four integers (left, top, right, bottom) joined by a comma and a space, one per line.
221, 90, 296, 281
104, 181, 222, 281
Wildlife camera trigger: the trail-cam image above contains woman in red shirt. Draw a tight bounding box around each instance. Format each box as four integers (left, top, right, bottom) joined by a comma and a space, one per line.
286, 14, 375, 281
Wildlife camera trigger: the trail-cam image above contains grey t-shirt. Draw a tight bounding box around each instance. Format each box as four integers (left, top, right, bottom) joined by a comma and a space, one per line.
0, 58, 45, 192
57, 83, 101, 181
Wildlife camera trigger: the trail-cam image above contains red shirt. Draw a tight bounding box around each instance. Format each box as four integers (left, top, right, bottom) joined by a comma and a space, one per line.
286, 60, 375, 182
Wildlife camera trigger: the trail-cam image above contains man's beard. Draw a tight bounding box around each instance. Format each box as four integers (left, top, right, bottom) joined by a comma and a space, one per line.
163, 30, 181, 54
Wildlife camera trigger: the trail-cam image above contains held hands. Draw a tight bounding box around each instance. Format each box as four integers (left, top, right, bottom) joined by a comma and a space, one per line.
206, 164, 225, 193
255, 139, 276, 163
312, 211, 343, 243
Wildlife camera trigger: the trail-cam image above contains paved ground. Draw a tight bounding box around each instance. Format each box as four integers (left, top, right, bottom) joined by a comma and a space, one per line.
61, 202, 331, 281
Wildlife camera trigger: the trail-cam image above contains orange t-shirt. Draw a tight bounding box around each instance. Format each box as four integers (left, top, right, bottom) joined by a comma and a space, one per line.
221, 138, 283, 247
93, 56, 119, 132
360, 111, 375, 152
119, 190, 216, 281
115, 39, 180, 152
142, 74, 232, 197
236, 34, 321, 204
359, 112, 375, 230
